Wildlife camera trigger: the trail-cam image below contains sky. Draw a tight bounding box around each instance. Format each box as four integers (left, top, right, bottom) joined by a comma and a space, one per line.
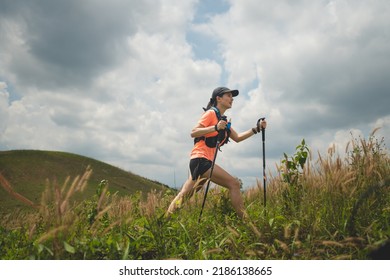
0, 0, 389, 189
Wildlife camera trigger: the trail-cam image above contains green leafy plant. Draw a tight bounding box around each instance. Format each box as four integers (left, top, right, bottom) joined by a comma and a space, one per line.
280, 139, 310, 214
281, 139, 309, 187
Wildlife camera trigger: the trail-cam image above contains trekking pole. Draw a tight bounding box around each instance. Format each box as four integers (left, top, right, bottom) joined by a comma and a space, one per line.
258, 118, 266, 210
198, 122, 227, 223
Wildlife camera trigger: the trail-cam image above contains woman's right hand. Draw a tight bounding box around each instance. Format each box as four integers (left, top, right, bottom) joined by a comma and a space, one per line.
216, 119, 227, 131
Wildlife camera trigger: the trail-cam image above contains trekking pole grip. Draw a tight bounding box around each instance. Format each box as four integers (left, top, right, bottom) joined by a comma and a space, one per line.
257, 117, 266, 139
217, 116, 228, 140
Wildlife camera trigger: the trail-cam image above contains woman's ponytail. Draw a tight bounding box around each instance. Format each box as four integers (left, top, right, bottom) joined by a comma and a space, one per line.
203, 98, 216, 111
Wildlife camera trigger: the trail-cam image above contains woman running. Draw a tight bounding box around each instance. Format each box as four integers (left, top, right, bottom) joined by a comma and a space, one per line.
166, 86, 267, 219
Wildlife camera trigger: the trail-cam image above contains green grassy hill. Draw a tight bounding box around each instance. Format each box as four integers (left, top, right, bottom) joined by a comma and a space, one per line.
0, 150, 171, 212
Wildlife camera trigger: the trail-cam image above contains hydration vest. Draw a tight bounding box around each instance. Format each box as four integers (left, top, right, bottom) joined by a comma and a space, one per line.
194, 107, 231, 149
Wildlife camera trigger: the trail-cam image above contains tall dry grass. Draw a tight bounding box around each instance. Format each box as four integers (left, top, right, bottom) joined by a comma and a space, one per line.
243, 129, 389, 258
246, 128, 388, 204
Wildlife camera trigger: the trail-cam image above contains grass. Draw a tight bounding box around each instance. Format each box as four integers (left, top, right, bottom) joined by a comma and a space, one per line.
0, 150, 169, 212
0, 130, 389, 260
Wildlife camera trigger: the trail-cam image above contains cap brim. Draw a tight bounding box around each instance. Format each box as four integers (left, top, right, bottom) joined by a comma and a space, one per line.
230, 89, 239, 97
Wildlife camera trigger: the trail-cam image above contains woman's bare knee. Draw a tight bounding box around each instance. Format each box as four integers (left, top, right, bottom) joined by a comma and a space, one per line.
226, 177, 241, 192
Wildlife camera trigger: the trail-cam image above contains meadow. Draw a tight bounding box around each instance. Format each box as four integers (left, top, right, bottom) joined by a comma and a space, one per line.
0, 130, 389, 260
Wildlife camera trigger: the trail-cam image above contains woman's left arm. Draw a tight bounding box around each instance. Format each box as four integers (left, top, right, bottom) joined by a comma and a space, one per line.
230, 119, 267, 143
229, 127, 255, 143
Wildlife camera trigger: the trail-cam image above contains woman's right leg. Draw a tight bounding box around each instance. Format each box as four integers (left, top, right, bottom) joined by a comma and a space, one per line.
166, 158, 211, 216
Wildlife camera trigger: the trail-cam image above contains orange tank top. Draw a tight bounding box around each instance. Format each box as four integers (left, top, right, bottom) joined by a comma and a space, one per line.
190, 110, 229, 161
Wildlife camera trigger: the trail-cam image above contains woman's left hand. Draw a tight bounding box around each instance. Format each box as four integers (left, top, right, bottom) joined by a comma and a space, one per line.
256, 118, 267, 132
260, 119, 267, 129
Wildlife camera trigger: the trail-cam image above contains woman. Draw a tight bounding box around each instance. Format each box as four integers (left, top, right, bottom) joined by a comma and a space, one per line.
166, 86, 267, 219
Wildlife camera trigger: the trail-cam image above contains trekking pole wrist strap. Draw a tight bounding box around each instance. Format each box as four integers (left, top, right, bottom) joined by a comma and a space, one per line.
214, 124, 218, 131
252, 127, 258, 134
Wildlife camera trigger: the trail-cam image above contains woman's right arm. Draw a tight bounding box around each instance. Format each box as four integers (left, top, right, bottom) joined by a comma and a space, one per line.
190, 120, 227, 138
190, 123, 214, 138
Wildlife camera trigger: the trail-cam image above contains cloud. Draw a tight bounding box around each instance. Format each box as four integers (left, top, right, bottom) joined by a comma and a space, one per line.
0, 0, 221, 185
0, 83, 10, 136
197, 0, 390, 156
1, 1, 133, 89
0, 0, 389, 188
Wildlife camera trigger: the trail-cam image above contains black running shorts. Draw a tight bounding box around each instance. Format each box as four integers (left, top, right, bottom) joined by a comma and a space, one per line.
189, 158, 212, 180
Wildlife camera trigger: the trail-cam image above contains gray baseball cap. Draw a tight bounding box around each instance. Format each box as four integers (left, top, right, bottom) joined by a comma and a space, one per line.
211, 87, 239, 100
